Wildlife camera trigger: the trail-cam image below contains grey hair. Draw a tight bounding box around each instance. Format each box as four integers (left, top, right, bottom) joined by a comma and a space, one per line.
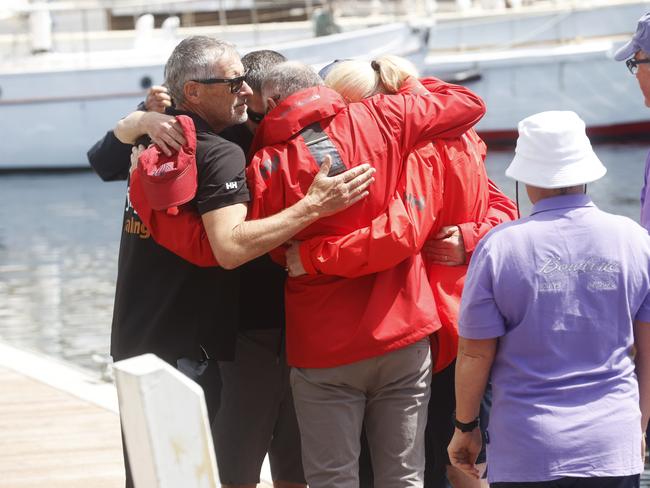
261, 61, 323, 102
241, 50, 287, 93
164, 36, 238, 106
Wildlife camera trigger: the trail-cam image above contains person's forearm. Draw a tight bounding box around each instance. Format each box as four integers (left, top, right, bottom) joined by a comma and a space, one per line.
87, 131, 131, 181
234, 199, 319, 266
458, 180, 518, 254
634, 320, 650, 431
114, 111, 148, 144
298, 189, 434, 277
455, 337, 496, 423
203, 197, 320, 270
234, 155, 375, 269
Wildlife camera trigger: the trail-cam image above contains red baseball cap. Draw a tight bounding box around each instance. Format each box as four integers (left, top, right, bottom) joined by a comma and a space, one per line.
137, 115, 197, 214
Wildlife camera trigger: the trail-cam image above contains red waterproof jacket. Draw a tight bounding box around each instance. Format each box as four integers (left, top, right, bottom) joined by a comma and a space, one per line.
426, 133, 517, 372
246, 77, 486, 368
294, 121, 517, 372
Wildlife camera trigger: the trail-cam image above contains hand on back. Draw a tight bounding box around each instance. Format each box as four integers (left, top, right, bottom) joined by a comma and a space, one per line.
303, 155, 376, 218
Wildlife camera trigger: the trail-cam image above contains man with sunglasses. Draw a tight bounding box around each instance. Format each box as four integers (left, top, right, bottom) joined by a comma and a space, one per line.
616, 12, 650, 232
123, 48, 312, 488
90, 36, 373, 488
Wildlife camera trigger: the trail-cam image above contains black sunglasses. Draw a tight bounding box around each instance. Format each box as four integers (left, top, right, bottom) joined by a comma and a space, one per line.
191, 69, 249, 93
626, 58, 650, 74
246, 108, 265, 124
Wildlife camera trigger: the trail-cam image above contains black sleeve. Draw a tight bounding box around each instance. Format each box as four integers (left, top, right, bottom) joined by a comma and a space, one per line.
195, 141, 250, 215
86, 131, 132, 182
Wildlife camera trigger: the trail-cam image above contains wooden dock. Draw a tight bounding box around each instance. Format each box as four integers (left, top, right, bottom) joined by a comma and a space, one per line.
2, 341, 647, 488
0, 365, 125, 488
0, 342, 272, 488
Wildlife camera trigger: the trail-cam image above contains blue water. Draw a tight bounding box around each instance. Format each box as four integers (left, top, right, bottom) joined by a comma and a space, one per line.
0, 173, 123, 372
488, 142, 649, 219
0, 142, 648, 375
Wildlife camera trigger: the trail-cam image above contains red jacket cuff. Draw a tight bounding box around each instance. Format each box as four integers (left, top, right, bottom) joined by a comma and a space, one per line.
457, 222, 480, 254
299, 241, 318, 275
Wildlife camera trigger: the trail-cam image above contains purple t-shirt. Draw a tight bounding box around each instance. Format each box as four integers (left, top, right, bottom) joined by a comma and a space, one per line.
640, 149, 650, 231
459, 194, 650, 483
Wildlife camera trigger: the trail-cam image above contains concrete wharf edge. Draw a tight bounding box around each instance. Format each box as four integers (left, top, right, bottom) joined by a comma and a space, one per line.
0, 341, 273, 487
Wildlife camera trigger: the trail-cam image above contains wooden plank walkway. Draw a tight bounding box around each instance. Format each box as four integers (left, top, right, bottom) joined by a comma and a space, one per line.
6, 341, 647, 488
0, 366, 125, 488
0, 355, 273, 488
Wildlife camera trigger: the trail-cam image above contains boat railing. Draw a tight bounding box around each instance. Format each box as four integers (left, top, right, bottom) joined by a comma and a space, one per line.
0, 0, 434, 60
0, 0, 640, 60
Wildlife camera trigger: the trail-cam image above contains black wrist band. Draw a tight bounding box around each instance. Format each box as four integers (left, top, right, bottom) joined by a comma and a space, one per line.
453, 415, 479, 433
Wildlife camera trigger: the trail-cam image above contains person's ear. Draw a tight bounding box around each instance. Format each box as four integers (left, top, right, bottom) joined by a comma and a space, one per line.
184, 81, 201, 104
266, 97, 278, 113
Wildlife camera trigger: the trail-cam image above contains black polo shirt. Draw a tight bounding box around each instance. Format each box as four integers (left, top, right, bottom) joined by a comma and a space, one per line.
220, 123, 286, 332
87, 110, 248, 364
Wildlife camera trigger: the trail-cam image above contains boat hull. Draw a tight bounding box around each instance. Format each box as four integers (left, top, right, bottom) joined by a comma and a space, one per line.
425, 40, 650, 144
0, 23, 425, 170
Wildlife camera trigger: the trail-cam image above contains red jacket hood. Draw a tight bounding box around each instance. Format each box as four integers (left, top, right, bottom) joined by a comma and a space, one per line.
251, 85, 347, 152
250, 77, 454, 154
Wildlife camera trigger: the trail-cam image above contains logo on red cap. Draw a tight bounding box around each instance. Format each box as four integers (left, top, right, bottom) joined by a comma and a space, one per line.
137, 115, 198, 214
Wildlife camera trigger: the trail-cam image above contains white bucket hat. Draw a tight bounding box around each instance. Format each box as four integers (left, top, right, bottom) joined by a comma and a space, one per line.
505, 111, 606, 189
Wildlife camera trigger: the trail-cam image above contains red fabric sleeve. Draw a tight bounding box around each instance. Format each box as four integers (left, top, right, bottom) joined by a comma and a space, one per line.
297, 148, 443, 278
245, 150, 276, 221
129, 170, 219, 268
298, 195, 426, 277
245, 149, 290, 267
457, 179, 519, 254
394, 77, 486, 152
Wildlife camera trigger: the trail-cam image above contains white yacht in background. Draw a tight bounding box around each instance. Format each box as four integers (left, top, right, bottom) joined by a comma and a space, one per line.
0, 20, 428, 169
2, 0, 650, 169
0, 0, 431, 169
424, 0, 650, 142
429, 0, 650, 51
425, 38, 649, 143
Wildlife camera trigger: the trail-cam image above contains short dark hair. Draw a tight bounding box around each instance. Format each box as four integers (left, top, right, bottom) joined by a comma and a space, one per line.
241, 50, 287, 93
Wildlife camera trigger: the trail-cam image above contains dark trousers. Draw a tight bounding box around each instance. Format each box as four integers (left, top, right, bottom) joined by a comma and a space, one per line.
424, 361, 491, 488
491, 475, 640, 488
359, 427, 374, 488
121, 356, 222, 488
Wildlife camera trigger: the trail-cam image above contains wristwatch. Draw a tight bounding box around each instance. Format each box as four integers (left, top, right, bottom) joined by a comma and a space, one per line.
453, 415, 479, 433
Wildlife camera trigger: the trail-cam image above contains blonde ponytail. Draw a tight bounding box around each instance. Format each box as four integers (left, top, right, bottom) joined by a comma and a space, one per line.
373, 55, 419, 94
324, 55, 419, 102
324, 59, 379, 103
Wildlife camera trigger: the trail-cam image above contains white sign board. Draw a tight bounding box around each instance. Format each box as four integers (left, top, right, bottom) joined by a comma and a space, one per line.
114, 354, 219, 488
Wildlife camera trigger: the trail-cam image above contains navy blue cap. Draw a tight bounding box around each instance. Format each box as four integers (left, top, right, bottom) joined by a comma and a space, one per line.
318, 59, 351, 80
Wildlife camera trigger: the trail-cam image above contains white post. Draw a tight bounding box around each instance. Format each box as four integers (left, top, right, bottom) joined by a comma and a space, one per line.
305, 0, 314, 19
251, 0, 260, 46
28, 1, 52, 54
218, 0, 227, 26
456, 0, 473, 12
113, 354, 219, 488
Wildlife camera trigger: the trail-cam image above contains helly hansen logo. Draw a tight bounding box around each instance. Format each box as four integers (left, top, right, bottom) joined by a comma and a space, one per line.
152, 162, 175, 176
260, 155, 281, 179
405, 192, 426, 211
225, 181, 238, 190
